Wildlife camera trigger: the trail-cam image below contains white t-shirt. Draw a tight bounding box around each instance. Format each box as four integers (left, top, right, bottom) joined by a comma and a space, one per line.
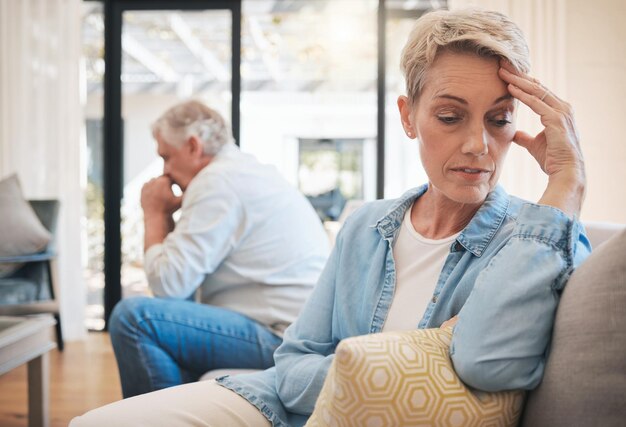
382, 205, 459, 332
144, 143, 330, 331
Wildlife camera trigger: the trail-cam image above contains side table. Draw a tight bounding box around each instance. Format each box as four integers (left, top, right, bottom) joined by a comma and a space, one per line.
0, 316, 56, 427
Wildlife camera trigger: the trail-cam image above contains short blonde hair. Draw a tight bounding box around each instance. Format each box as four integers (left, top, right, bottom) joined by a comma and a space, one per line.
151, 100, 232, 156
400, 9, 530, 103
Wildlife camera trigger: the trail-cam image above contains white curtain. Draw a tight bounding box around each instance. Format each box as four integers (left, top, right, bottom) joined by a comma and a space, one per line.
448, 0, 567, 203
0, 0, 86, 340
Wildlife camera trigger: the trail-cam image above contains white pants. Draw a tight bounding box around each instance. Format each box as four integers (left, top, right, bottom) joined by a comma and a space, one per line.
69, 380, 271, 427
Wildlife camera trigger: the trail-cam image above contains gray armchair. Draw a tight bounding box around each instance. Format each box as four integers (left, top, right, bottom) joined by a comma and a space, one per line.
0, 200, 63, 350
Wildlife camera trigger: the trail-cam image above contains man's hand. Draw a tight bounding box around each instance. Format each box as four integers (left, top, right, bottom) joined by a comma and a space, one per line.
141, 176, 183, 251
141, 176, 183, 218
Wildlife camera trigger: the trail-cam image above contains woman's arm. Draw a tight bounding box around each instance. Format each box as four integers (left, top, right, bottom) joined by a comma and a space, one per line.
273, 225, 345, 415
450, 204, 591, 391
451, 61, 590, 391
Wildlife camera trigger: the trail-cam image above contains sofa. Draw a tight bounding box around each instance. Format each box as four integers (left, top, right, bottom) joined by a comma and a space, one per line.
203, 222, 626, 426
520, 222, 626, 426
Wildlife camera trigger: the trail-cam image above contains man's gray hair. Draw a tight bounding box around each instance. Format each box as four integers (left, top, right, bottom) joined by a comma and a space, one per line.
151, 100, 233, 156
401, 8, 531, 104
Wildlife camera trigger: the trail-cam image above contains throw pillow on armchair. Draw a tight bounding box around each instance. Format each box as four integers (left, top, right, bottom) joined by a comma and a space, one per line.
0, 174, 51, 276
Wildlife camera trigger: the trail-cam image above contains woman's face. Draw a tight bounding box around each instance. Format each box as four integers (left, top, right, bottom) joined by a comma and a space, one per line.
398, 51, 516, 206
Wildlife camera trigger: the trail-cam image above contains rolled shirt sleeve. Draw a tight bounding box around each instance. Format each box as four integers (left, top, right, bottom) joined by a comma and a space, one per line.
143, 175, 244, 299
450, 203, 591, 392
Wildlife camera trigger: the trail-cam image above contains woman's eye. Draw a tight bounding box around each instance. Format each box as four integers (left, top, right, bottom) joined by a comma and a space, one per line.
438, 116, 460, 125
489, 117, 512, 127
496, 119, 511, 127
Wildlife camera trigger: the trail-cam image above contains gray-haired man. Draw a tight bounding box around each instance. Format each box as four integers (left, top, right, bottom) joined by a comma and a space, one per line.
109, 100, 330, 398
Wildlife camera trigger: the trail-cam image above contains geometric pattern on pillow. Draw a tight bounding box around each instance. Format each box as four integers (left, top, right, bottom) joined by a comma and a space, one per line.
306, 328, 525, 427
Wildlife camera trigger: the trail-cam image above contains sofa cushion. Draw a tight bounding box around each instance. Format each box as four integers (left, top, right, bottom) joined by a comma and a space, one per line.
521, 229, 626, 427
0, 174, 51, 276
306, 327, 524, 427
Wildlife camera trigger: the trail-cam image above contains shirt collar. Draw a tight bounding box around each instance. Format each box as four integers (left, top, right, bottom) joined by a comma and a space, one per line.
373, 184, 510, 256
456, 185, 509, 256
373, 184, 428, 241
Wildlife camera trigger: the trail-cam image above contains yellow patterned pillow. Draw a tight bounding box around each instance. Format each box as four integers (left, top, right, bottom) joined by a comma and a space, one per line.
306, 328, 524, 427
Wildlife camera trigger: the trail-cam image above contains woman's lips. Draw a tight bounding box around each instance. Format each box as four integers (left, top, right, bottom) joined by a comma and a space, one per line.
450, 167, 491, 181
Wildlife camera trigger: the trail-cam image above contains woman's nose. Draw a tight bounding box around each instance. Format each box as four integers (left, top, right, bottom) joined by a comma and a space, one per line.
461, 126, 489, 156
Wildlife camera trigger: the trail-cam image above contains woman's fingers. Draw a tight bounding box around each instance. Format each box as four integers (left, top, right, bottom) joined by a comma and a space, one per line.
500, 70, 555, 109
498, 63, 541, 93
505, 83, 552, 118
513, 130, 547, 171
440, 315, 459, 330
499, 66, 575, 140
499, 62, 585, 216
498, 60, 554, 99
512, 130, 535, 150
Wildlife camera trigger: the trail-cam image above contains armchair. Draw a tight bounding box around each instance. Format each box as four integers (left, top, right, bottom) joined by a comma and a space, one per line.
0, 200, 63, 351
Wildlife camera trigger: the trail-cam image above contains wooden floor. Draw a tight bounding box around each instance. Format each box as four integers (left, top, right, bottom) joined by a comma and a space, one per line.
0, 332, 122, 427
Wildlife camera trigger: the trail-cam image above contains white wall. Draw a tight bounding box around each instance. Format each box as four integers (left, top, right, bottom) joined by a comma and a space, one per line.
566, 0, 626, 222
0, 0, 85, 340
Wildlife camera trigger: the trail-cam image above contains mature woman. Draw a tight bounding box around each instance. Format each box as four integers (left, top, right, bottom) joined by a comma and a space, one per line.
72, 8, 589, 427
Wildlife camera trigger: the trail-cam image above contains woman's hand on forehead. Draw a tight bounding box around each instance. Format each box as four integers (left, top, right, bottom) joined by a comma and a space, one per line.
497, 59, 585, 217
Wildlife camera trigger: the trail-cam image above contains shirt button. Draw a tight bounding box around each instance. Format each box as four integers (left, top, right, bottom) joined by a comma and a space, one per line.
431, 295, 438, 304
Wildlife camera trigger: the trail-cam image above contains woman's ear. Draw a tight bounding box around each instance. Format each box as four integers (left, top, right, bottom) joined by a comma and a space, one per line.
397, 95, 416, 139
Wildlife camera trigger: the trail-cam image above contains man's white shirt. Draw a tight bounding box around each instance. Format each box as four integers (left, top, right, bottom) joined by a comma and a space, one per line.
144, 143, 330, 331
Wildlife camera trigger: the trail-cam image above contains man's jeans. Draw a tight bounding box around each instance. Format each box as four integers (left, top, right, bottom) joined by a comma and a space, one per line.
109, 297, 283, 398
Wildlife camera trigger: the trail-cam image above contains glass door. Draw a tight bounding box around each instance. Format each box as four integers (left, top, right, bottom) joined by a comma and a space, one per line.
239, 0, 379, 216
101, 1, 240, 328
119, 9, 233, 301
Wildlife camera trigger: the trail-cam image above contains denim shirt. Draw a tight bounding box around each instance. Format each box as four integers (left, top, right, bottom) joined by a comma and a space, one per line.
218, 184, 591, 427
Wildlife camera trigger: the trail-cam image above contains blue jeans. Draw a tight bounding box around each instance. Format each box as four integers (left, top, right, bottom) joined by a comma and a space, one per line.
109, 297, 283, 398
